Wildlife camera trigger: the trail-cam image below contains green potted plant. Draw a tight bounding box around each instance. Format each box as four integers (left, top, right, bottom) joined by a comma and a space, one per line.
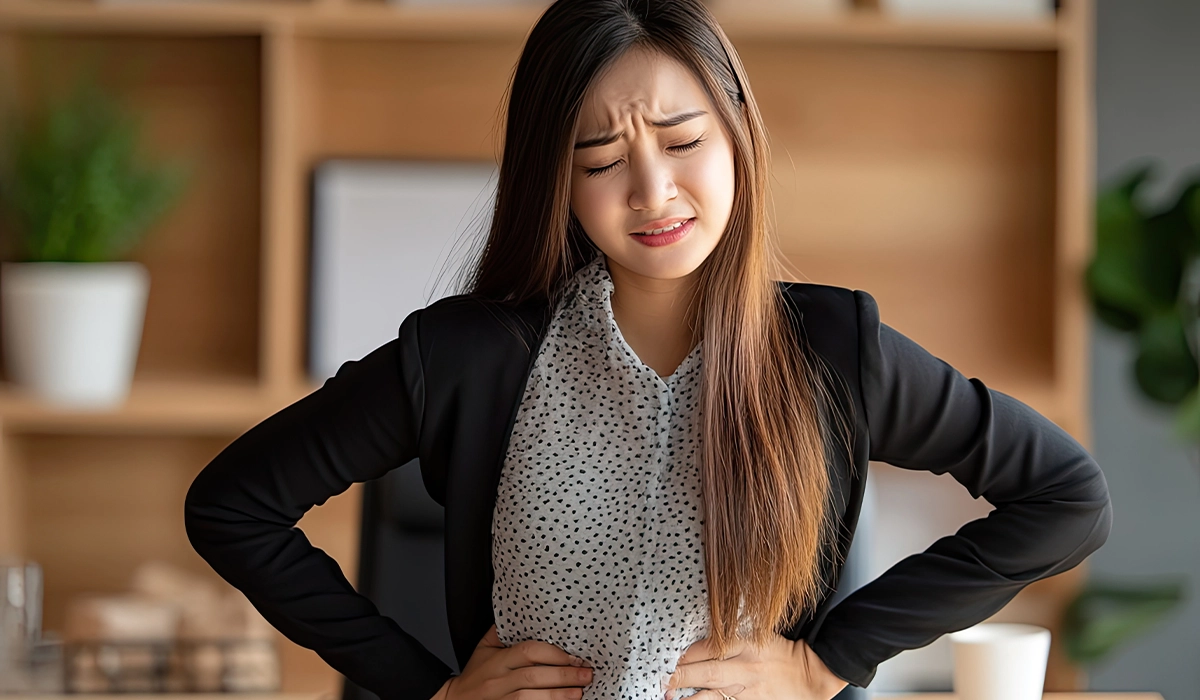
0, 76, 190, 407
1063, 161, 1196, 677
1087, 161, 1200, 435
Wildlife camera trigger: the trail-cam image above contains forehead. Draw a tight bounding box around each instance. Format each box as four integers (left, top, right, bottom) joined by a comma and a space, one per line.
577, 48, 710, 130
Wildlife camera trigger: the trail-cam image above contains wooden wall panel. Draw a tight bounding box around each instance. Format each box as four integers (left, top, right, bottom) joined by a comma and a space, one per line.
294, 36, 518, 161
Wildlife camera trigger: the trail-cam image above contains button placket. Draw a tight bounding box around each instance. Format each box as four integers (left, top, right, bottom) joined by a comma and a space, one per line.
630, 367, 675, 674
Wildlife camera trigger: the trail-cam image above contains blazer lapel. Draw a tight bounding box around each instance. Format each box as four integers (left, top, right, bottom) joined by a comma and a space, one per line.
420, 297, 554, 670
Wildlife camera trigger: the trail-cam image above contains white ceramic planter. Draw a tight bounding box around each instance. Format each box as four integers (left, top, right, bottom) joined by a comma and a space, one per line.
1, 261, 150, 407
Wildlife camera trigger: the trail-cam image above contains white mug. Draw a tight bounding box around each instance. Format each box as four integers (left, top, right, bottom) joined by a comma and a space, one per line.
949, 622, 1051, 700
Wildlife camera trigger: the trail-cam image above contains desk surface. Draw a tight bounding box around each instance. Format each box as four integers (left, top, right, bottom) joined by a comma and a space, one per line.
875, 694, 1164, 700
8, 694, 1164, 700
3, 696, 333, 700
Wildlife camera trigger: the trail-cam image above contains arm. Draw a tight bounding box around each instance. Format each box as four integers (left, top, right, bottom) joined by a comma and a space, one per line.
807, 290, 1113, 688
184, 309, 454, 700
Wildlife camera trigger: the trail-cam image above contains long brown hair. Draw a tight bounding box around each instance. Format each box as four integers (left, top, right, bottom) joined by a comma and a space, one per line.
461, 0, 847, 659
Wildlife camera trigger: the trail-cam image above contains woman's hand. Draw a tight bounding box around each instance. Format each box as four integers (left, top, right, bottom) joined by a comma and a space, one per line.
435, 624, 595, 700
663, 634, 848, 700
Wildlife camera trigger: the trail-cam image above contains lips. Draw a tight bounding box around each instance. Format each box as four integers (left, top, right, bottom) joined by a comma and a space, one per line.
631, 216, 693, 235
629, 216, 695, 247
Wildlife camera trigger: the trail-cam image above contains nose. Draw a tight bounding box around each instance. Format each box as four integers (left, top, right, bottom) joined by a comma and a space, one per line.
627, 143, 678, 213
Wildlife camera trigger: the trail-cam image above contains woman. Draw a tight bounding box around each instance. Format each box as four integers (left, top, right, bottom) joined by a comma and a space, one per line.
184, 0, 1113, 699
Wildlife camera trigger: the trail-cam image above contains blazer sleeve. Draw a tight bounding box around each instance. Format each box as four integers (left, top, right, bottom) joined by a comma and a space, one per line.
806, 290, 1113, 689
183, 309, 454, 700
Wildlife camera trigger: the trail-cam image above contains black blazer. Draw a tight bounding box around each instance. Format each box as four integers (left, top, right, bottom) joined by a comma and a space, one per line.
184, 281, 1112, 700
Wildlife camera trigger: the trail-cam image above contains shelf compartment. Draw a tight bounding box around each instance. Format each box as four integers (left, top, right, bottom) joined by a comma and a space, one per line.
0, 32, 264, 385
3, 430, 363, 693
748, 40, 1060, 424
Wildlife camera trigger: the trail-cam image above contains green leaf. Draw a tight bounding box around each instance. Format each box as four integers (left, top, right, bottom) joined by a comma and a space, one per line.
1062, 579, 1186, 664
1112, 161, 1155, 200
1192, 187, 1200, 234
1172, 386, 1200, 439
1092, 295, 1142, 332
1134, 311, 1199, 403
1089, 166, 1167, 321
1142, 207, 1190, 306
1180, 167, 1200, 250
1087, 251, 1158, 323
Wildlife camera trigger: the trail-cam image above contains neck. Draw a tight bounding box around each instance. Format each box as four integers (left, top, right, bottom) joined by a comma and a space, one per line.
605, 255, 701, 350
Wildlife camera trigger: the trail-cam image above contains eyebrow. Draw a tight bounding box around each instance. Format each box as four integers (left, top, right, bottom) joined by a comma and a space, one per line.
574, 110, 708, 149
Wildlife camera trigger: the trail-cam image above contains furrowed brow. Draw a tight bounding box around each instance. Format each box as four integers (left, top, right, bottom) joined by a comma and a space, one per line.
574, 110, 707, 149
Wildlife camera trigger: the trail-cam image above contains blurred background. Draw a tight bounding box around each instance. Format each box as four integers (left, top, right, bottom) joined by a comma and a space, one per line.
0, 0, 1195, 698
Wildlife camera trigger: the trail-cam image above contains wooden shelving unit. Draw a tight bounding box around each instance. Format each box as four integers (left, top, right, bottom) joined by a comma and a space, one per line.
0, 0, 1064, 47
0, 0, 1095, 694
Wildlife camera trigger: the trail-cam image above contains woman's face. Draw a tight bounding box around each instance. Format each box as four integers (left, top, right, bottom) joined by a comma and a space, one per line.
570, 47, 736, 285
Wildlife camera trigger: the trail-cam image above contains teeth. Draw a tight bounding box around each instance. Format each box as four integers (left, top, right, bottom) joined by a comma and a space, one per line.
639, 219, 687, 235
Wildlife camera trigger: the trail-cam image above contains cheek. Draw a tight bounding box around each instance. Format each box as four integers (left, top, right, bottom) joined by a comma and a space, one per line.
570, 177, 622, 231
689, 142, 736, 209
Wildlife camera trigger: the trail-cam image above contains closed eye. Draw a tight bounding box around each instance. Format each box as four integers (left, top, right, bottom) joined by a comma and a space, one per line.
583, 136, 707, 178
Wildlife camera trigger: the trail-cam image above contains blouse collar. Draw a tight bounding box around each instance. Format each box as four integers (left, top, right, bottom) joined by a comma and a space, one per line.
564, 253, 702, 384
569, 253, 614, 307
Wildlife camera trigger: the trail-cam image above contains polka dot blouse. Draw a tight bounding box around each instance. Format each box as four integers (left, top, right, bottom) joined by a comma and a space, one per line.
491, 253, 747, 699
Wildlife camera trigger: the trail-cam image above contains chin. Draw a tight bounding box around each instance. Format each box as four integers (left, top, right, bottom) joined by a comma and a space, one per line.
613, 237, 716, 282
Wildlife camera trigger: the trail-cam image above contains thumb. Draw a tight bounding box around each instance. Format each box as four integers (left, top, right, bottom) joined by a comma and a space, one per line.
480, 624, 504, 649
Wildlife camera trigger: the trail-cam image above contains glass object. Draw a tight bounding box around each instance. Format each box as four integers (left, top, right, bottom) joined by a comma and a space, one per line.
0, 557, 62, 693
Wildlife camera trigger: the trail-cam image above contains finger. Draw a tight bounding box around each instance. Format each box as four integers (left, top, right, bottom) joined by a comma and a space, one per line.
679, 682, 747, 700
677, 638, 712, 666
478, 627, 591, 668
686, 690, 739, 700
678, 637, 743, 666
493, 661, 595, 695
667, 658, 727, 692
480, 624, 504, 648
507, 638, 593, 669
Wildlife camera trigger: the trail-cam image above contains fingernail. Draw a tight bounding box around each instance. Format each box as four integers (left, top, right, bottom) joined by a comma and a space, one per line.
570, 655, 584, 666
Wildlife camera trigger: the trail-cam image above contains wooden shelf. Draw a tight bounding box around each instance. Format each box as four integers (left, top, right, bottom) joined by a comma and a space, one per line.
0, 695, 1170, 700
0, 378, 310, 434
0, 0, 278, 35
3, 695, 328, 700
711, 8, 1060, 49
874, 695, 1165, 700
0, 0, 1062, 49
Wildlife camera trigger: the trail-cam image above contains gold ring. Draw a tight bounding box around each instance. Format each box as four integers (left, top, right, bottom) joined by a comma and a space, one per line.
718, 691, 737, 700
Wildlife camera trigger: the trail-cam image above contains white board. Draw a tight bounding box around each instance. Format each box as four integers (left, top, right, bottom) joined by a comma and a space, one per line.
309, 159, 498, 381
